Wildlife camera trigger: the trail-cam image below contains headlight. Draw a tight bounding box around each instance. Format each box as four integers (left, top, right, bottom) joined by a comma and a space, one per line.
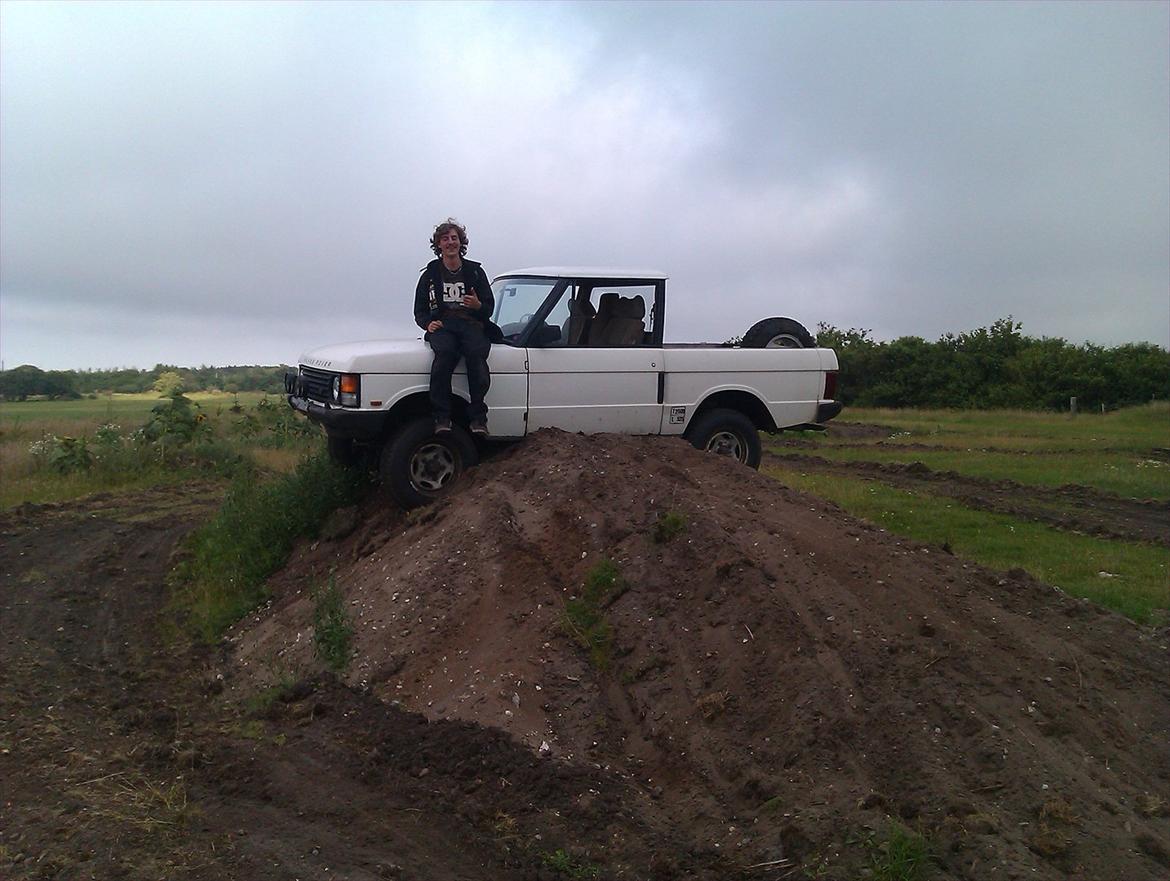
331, 376, 341, 402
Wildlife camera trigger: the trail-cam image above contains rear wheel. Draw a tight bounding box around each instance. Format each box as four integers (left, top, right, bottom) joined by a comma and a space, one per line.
380, 417, 479, 509
742, 317, 816, 349
684, 408, 762, 469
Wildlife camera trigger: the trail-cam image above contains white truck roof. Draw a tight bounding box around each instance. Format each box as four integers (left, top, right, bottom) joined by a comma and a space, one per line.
494, 266, 669, 281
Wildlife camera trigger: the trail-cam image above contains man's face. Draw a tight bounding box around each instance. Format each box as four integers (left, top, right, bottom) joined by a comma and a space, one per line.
438, 229, 462, 260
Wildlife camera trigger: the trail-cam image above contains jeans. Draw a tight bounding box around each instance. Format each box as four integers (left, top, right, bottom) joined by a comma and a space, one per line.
427, 319, 491, 423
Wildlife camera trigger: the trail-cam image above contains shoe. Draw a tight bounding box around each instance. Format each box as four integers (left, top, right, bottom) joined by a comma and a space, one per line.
470, 420, 489, 436
434, 419, 452, 434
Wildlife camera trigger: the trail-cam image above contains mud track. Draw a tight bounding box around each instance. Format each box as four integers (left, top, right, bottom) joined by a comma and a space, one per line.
0, 486, 727, 881
4, 433, 1170, 881
765, 449, 1170, 547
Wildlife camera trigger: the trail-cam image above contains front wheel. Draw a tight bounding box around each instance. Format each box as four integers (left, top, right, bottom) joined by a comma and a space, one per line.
380, 418, 479, 509
684, 408, 762, 469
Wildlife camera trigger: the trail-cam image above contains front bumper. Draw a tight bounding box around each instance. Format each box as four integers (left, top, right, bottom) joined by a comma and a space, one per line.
288, 395, 387, 441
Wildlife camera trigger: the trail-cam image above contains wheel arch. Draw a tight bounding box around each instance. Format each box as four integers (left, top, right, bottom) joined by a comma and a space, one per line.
382, 390, 469, 439
687, 389, 776, 434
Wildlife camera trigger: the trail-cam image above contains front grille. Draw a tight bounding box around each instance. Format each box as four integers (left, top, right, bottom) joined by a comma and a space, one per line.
300, 367, 335, 404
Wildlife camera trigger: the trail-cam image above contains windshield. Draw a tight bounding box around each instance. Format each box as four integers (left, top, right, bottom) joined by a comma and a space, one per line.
492, 277, 560, 343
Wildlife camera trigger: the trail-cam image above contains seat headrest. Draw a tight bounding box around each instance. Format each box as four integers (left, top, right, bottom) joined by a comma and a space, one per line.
614, 296, 646, 320
596, 292, 620, 317
569, 297, 596, 318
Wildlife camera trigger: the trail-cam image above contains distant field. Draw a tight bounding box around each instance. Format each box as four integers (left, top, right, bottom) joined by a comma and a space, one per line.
765, 402, 1170, 624
0, 391, 315, 508
0, 391, 273, 430
824, 403, 1169, 453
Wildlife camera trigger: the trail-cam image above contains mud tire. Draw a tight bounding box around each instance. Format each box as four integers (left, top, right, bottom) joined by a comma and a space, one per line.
380, 417, 479, 509
741, 317, 816, 349
684, 408, 762, 469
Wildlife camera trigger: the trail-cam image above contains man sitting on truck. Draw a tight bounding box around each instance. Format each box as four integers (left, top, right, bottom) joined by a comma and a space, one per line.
413, 218, 502, 436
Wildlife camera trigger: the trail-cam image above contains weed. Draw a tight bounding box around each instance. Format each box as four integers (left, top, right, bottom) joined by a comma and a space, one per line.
491, 811, 518, 837
171, 452, 366, 640
245, 677, 298, 717
759, 795, 784, 814
542, 848, 600, 879
75, 772, 193, 833
618, 655, 662, 685
651, 509, 687, 543
313, 577, 353, 672
563, 559, 627, 670
867, 823, 932, 881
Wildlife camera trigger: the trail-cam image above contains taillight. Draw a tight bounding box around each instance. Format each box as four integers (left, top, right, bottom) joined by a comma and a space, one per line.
823, 370, 838, 400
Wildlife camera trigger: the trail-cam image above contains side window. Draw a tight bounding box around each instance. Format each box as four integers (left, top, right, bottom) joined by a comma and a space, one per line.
581, 285, 654, 347
540, 284, 575, 347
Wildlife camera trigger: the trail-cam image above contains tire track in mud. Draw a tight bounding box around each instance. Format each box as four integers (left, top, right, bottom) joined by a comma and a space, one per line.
0, 485, 737, 881
764, 449, 1170, 547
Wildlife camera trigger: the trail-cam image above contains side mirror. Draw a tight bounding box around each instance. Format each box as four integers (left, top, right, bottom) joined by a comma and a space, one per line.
530, 324, 562, 346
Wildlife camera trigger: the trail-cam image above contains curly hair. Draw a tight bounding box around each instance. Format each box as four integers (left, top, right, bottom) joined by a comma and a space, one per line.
430, 218, 469, 257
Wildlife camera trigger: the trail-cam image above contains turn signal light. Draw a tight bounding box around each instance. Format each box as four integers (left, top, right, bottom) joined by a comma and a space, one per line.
339, 374, 359, 394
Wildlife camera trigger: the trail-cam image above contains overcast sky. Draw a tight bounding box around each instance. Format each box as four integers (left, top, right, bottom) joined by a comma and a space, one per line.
1, 0, 1167, 370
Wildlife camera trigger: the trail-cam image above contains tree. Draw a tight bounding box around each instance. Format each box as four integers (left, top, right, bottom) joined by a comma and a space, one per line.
153, 371, 185, 397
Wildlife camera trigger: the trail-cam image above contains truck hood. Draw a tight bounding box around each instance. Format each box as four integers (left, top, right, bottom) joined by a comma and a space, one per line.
299, 338, 433, 374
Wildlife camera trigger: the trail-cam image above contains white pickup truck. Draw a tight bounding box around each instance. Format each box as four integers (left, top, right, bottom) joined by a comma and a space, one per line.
287, 267, 841, 507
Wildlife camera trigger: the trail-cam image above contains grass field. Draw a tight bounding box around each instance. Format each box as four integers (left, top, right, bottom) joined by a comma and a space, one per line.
818, 402, 1169, 453
765, 402, 1170, 625
775, 402, 1170, 499
764, 468, 1169, 623
0, 391, 273, 429
791, 446, 1170, 499
0, 391, 317, 508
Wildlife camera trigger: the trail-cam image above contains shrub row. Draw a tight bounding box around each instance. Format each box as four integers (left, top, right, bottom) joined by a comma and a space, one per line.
816, 318, 1169, 410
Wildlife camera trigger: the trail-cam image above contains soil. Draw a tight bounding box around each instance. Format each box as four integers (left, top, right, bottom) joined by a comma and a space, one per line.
3, 431, 1169, 881
764, 449, 1170, 547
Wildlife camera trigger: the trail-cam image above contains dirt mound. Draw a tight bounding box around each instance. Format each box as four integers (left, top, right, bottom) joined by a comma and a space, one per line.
233, 430, 1170, 880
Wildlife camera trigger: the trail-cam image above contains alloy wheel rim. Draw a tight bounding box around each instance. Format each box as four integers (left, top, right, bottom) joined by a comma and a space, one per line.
410, 442, 457, 492
706, 430, 745, 461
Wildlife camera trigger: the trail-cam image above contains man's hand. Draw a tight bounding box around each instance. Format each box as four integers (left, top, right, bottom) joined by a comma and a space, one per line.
427, 320, 443, 333
461, 291, 481, 310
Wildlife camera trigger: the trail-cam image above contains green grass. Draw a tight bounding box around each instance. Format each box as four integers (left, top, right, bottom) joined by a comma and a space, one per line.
764, 466, 1170, 624
829, 401, 1169, 452
313, 578, 353, 672
171, 453, 366, 641
0, 392, 319, 509
867, 823, 933, 881
0, 391, 271, 426
542, 849, 600, 879
0, 466, 191, 509
651, 510, 688, 543
563, 560, 628, 670
774, 402, 1170, 499
793, 446, 1170, 500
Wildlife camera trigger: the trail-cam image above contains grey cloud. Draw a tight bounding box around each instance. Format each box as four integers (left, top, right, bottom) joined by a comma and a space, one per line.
1, 1, 1166, 369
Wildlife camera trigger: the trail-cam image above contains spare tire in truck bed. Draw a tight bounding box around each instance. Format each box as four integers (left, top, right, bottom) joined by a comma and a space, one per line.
741, 317, 816, 349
